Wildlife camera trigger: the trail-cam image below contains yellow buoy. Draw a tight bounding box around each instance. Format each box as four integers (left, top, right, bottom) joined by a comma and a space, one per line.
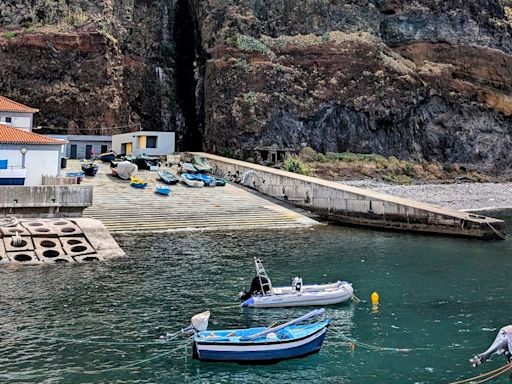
371, 291, 380, 305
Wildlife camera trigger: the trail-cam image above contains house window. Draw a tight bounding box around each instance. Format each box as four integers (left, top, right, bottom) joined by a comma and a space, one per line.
5, 117, 12, 123
146, 136, 157, 148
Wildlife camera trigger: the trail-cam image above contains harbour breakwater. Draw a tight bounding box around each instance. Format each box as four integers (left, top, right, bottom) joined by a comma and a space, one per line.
0, 217, 125, 266
192, 153, 506, 240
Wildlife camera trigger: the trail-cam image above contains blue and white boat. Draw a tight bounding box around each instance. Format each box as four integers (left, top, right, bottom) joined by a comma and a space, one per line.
191, 308, 329, 363
155, 185, 171, 195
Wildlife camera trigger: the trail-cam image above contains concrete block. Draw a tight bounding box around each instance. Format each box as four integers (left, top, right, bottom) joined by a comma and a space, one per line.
6, 251, 41, 265
60, 236, 96, 256
73, 254, 104, 263
0, 224, 30, 237
22, 221, 58, 237
36, 248, 75, 264
3, 236, 34, 252
48, 219, 83, 236
0, 240, 8, 264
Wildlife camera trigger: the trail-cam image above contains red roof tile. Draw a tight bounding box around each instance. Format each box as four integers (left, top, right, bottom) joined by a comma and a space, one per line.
0, 124, 66, 145
0, 95, 39, 113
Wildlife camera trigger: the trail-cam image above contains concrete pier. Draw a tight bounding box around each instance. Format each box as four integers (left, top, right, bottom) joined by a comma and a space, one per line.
190, 152, 506, 240
0, 185, 93, 217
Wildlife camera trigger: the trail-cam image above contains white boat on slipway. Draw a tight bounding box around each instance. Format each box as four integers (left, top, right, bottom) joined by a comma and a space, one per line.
239, 258, 354, 308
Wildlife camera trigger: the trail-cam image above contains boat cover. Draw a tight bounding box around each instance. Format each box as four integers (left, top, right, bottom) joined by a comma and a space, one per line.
117, 161, 138, 180
192, 311, 210, 332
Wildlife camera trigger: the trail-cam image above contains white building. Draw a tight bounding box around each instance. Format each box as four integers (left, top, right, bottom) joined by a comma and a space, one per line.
112, 131, 175, 156
0, 95, 39, 131
47, 135, 112, 160
0, 124, 66, 185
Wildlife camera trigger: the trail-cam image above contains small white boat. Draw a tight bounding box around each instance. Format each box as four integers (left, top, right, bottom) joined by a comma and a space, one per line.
240, 258, 354, 308
181, 173, 204, 187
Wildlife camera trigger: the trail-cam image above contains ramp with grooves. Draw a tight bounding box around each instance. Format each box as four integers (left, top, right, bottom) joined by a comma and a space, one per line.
68, 161, 316, 233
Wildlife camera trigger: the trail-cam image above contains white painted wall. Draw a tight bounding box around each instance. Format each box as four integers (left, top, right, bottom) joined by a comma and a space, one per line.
0, 147, 60, 185
112, 131, 175, 156
0, 112, 34, 131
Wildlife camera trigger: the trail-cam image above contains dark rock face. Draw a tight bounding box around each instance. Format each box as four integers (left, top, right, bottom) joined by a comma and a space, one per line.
197, 0, 512, 170
1, 0, 512, 168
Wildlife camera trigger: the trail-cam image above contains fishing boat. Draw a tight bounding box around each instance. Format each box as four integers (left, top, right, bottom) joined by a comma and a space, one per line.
158, 170, 179, 185
181, 173, 204, 187
191, 155, 212, 172
98, 151, 116, 162
239, 258, 354, 308
81, 161, 98, 176
180, 162, 198, 173
194, 173, 216, 187
215, 177, 227, 187
191, 308, 330, 363
130, 176, 147, 189
155, 185, 171, 195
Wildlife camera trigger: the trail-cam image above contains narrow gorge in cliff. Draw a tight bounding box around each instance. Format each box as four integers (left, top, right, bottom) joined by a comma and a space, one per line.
1, 0, 512, 171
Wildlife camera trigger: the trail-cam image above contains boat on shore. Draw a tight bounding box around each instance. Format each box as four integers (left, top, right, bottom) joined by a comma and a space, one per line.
239, 258, 354, 308
191, 155, 212, 172
111, 161, 138, 180
181, 173, 204, 187
98, 151, 116, 162
81, 161, 98, 176
180, 162, 198, 173
191, 309, 329, 363
130, 176, 147, 189
158, 170, 179, 185
215, 177, 227, 187
155, 185, 171, 195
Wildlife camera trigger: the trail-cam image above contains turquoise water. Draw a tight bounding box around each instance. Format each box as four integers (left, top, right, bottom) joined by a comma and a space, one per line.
1, 216, 511, 383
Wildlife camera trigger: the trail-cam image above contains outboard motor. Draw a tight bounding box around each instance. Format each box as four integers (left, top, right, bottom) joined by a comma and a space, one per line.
239, 276, 271, 301
470, 325, 512, 366
292, 276, 303, 292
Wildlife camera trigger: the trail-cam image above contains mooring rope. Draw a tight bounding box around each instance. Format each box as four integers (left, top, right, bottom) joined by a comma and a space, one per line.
4, 325, 188, 346
446, 362, 512, 384
486, 222, 508, 240
329, 325, 412, 352
76, 341, 190, 375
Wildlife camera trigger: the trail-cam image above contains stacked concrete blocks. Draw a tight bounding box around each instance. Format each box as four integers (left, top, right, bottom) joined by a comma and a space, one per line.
0, 218, 121, 266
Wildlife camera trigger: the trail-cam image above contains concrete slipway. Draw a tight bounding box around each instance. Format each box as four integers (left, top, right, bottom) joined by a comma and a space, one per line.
68, 161, 317, 233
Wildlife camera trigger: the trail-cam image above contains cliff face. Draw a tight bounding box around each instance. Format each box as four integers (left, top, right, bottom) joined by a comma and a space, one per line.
197, 0, 512, 170
1, 1, 512, 169
0, 0, 183, 138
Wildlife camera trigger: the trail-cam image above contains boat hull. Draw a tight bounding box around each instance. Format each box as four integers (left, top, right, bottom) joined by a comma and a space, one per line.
193, 326, 327, 363
242, 282, 353, 308
98, 153, 116, 162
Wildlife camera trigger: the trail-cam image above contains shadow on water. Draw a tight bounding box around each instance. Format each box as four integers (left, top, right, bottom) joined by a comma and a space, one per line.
0, 211, 511, 383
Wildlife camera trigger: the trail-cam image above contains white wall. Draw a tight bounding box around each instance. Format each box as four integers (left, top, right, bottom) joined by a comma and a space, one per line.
0, 112, 34, 131
112, 131, 175, 156
0, 146, 60, 185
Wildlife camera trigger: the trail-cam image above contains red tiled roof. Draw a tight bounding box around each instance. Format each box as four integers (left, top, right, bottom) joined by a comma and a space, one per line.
0, 95, 39, 113
0, 124, 66, 145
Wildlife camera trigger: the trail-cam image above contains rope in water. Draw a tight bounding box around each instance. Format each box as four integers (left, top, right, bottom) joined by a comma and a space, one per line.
4, 326, 188, 346
446, 362, 512, 384
76, 342, 190, 375
329, 324, 412, 352
486, 222, 508, 240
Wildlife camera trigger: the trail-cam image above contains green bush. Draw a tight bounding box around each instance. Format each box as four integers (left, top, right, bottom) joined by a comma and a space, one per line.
283, 157, 312, 176
404, 164, 416, 177
236, 34, 271, 55
243, 91, 257, 104
442, 162, 454, 172
298, 147, 318, 162
2, 32, 16, 40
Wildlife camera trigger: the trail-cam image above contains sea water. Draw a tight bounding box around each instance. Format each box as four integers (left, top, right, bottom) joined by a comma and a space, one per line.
1, 213, 511, 383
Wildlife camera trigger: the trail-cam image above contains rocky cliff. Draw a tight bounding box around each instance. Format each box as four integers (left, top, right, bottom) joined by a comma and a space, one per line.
1, 1, 512, 169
